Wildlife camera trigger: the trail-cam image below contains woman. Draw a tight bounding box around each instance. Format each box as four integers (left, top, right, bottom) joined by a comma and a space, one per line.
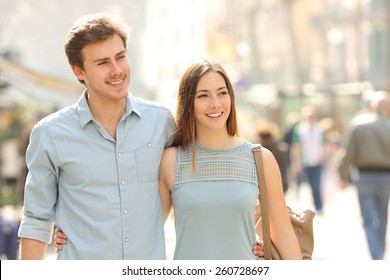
158, 60, 301, 259
55, 60, 300, 260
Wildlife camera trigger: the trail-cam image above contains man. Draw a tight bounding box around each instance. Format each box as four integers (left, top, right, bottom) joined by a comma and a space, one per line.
338, 91, 390, 260
291, 105, 325, 214
18, 13, 175, 259
18, 13, 264, 260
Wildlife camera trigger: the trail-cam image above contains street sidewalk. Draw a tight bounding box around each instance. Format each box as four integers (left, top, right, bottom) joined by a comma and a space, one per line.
284, 183, 389, 260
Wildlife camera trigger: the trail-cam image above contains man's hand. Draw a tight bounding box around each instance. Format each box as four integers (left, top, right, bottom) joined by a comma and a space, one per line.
252, 240, 264, 260
54, 228, 67, 253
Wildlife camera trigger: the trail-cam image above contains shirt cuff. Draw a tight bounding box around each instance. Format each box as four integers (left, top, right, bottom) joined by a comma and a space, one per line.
18, 216, 54, 244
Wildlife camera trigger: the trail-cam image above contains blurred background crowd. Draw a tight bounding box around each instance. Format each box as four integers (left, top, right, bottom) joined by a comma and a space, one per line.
0, 0, 389, 260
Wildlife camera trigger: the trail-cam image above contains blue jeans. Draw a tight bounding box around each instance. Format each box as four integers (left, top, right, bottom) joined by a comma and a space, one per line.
304, 164, 323, 212
356, 172, 390, 260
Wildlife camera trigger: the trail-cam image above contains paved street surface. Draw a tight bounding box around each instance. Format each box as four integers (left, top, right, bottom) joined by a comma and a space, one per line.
284, 183, 389, 260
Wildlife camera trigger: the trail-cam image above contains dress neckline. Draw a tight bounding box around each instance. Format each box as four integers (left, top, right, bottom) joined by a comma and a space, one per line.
195, 140, 247, 152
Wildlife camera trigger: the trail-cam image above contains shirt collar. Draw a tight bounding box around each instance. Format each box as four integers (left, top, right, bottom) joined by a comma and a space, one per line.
78, 90, 142, 128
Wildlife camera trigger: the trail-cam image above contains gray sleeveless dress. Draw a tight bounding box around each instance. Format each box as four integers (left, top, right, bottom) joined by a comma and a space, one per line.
171, 141, 258, 259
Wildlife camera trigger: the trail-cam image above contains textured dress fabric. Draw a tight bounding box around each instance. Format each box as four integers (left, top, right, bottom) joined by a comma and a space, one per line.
172, 141, 258, 260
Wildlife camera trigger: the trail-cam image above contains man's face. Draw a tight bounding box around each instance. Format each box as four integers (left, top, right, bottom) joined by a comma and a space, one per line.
72, 34, 130, 102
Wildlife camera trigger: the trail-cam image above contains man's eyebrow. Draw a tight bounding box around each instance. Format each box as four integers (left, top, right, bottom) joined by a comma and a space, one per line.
92, 50, 127, 64
116, 50, 127, 56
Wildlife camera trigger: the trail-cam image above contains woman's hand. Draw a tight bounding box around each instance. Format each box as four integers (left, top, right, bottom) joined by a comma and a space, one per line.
54, 228, 68, 253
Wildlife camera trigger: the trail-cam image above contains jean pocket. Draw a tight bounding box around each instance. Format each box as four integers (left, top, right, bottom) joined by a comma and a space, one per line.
135, 145, 163, 182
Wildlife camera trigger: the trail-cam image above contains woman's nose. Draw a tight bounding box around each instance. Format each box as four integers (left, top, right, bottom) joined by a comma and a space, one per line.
209, 96, 221, 108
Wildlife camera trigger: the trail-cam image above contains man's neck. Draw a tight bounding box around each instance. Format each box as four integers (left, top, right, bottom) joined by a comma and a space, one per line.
86, 94, 126, 139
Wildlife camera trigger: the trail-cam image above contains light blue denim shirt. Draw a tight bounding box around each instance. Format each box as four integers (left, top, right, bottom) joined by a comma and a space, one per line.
18, 91, 175, 259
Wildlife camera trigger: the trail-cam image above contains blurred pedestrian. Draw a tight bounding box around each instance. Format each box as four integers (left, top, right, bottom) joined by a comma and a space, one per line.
345, 89, 378, 138
0, 209, 19, 260
282, 112, 300, 157
338, 91, 390, 260
282, 112, 304, 197
291, 105, 326, 214
257, 120, 289, 193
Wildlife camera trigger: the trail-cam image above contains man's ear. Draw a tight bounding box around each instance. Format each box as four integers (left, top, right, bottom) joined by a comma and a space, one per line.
71, 65, 84, 82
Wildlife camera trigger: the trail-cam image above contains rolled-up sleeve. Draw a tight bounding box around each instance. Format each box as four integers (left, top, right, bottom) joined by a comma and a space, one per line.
18, 123, 59, 244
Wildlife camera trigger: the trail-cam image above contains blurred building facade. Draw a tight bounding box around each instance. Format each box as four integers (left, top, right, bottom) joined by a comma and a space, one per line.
137, 0, 390, 131
1, 0, 389, 110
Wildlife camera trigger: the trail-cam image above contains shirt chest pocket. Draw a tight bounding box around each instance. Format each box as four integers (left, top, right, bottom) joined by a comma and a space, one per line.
134, 145, 163, 183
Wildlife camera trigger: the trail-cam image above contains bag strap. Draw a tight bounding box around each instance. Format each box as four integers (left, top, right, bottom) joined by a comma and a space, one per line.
252, 144, 272, 260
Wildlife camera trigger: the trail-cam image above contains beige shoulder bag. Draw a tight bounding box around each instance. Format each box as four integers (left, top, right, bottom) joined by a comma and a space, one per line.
252, 144, 315, 260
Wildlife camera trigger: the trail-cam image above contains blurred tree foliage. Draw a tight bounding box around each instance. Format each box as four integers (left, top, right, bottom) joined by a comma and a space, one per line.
0, 106, 26, 142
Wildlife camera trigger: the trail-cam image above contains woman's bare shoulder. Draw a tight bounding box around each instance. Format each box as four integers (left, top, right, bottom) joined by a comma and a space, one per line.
159, 146, 178, 189
260, 146, 274, 159
162, 146, 178, 159
160, 146, 179, 170
261, 147, 280, 170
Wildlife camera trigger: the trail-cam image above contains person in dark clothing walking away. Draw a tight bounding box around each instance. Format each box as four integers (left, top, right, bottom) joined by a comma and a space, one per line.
257, 120, 289, 193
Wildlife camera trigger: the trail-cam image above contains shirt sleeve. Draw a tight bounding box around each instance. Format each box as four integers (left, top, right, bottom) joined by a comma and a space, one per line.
166, 112, 176, 147
18, 123, 59, 244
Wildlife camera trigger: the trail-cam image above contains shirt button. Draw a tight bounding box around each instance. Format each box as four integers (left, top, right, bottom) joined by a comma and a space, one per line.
123, 209, 128, 214
118, 153, 122, 157
147, 143, 151, 147
121, 181, 125, 185
124, 238, 129, 242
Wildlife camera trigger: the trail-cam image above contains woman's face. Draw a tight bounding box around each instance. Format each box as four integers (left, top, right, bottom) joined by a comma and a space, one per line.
193, 71, 231, 134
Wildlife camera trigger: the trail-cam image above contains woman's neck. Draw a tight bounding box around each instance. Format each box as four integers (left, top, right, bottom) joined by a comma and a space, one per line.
195, 130, 243, 149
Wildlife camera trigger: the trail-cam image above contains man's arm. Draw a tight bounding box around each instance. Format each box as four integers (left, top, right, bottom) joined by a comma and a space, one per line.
19, 237, 48, 260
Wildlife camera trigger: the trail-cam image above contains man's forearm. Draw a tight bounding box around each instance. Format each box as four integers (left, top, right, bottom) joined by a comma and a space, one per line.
19, 238, 48, 260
